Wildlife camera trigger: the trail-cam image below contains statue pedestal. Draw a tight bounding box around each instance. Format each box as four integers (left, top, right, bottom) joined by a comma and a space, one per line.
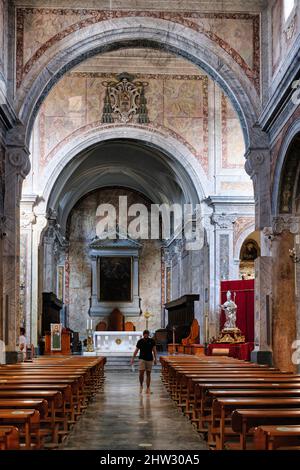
216, 327, 245, 344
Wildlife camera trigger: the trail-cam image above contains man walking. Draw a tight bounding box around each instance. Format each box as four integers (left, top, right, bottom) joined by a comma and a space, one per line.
131, 330, 157, 394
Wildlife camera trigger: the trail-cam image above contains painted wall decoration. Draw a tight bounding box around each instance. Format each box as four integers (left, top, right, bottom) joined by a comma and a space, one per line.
15, 8, 260, 90
35, 69, 210, 172
221, 93, 245, 168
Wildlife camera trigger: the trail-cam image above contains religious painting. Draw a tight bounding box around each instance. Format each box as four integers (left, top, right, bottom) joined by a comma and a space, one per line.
99, 256, 132, 302
240, 239, 260, 261
50, 323, 62, 351
57, 266, 64, 301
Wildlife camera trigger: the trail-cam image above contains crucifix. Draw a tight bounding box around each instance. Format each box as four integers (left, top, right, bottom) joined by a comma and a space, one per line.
143, 310, 152, 330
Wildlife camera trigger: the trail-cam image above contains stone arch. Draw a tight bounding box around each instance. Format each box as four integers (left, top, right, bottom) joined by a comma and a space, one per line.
272, 119, 300, 215
39, 125, 211, 219
234, 223, 256, 260
16, 17, 261, 150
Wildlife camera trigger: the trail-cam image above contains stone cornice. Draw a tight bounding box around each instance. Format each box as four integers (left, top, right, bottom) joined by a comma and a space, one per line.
12, 0, 266, 12
204, 196, 255, 207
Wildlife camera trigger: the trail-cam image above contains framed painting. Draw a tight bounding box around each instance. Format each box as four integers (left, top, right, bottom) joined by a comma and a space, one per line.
99, 256, 132, 302
50, 323, 62, 351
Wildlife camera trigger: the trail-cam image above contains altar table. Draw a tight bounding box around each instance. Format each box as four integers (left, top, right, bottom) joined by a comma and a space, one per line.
91, 331, 143, 356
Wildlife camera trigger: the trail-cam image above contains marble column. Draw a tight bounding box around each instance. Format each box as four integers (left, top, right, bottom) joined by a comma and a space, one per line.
32, 214, 47, 346
20, 201, 47, 347
245, 147, 274, 365
43, 225, 57, 294
271, 216, 299, 372
249, 227, 273, 365
161, 247, 172, 328
3, 143, 30, 362
245, 148, 271, 230
20, 195, 37, 344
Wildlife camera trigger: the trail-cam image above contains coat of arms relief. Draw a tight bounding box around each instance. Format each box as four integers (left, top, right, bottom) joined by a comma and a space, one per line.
101, 72, 149, 124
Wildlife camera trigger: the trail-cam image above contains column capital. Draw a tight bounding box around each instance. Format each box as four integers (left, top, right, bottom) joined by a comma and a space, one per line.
244, 147, 269, 177
20, 211, 36, 229
210, 213, 237, 229
6, 145, 31, 178
272, 215, 300, 235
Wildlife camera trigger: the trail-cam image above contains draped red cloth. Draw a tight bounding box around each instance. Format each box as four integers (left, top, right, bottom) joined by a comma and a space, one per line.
220, 279, 254, 343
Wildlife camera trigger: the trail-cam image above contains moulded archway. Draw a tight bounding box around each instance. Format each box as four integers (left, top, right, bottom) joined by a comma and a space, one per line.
16, 17, 262, 150
37, 125, 210, 224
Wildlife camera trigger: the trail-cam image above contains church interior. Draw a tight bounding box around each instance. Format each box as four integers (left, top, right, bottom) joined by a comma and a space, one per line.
1, 0, 300, 452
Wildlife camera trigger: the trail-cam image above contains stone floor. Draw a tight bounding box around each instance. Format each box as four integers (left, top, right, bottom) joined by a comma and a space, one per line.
63, 371, 208, 450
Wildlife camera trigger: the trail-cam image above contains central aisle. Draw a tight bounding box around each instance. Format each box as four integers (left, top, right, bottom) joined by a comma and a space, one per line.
63, 371, 207, 450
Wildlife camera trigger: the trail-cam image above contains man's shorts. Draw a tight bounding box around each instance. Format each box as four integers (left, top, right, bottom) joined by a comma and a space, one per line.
139, 359, 153, 371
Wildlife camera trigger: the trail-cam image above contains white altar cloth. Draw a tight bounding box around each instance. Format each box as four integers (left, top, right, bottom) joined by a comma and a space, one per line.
92, 331, 143, 356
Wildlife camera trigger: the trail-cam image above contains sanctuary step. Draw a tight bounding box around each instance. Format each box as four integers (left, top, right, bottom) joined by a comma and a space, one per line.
104, 355, 161, 372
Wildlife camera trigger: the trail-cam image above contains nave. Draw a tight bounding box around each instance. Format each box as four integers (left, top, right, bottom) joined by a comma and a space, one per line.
2, 353, 300, 451
63, 370, 206, 450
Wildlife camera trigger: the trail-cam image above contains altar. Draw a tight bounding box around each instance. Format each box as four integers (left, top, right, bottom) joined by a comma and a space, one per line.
92, 331, 143, 356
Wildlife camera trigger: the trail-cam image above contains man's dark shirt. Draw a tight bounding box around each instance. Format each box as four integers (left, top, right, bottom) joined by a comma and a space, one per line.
136, 337, 155, 361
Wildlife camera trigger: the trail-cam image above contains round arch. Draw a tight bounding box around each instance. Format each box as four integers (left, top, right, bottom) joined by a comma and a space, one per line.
234, 223, 256, 260
38, 125, 211, 216
272, 119, 300, 215
17, 17, 261, 149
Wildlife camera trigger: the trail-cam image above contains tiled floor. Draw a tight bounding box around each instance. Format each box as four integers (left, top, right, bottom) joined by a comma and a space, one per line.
63, 371, 208, 450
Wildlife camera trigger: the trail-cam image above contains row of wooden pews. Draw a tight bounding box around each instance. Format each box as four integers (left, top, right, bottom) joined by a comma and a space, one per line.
160, 355, 300, 450
0, 355, 106, 449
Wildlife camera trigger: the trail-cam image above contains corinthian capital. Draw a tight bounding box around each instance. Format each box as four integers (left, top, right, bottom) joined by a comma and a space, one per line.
210, 213, 236, 229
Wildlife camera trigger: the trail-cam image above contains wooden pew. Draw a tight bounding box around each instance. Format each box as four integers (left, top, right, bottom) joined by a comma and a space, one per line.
191, 384, 300, 432
173, 369, 289, 408
0, 409, 39, 449
232, 409, 300, 450
0, 355, 106, 449
212, 398, 300, 450
0, 426, 20, 450
253, 425, 300, 450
